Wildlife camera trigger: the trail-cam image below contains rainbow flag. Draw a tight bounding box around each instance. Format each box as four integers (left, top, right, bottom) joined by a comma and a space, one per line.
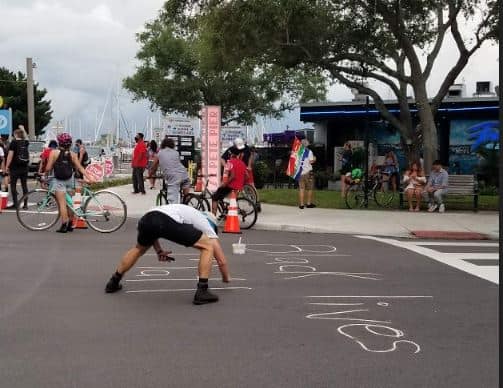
286, 137, 309, 181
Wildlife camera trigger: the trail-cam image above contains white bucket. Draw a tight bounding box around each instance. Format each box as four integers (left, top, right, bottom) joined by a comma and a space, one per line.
232, 243, 246, 255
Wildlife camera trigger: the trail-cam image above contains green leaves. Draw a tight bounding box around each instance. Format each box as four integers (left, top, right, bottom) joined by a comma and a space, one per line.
124, 0, 327, 125
0, 67, 52, 137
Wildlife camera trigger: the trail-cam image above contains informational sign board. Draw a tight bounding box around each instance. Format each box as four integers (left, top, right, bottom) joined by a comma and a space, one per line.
85, 162, 104, 182
0, 109, 12, 136
166, 116, 195, 136
221, 125, 246, 147
200, 106, 221, 192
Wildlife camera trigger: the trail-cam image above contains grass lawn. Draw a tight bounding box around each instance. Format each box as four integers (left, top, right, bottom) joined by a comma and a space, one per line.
257, 188, 498, 211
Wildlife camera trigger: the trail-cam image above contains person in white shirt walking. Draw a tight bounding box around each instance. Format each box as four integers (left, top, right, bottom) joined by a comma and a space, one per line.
105, 204, 230, 305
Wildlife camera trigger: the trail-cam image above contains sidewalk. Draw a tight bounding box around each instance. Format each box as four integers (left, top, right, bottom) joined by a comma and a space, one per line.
109, 184, 499, 240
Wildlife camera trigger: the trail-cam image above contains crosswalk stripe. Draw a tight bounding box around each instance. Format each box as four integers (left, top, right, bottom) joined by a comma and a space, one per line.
356, 235, 499, 285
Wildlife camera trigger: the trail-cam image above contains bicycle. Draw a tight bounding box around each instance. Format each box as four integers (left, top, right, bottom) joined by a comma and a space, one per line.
151, 176, 206, 211
16, 176, 127, 233
345, 168, 395, 209
186, 174, 258, 229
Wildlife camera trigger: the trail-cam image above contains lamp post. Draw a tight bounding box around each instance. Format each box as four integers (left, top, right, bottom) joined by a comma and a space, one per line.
26, 58, 36, 140
363, 95, 370, 208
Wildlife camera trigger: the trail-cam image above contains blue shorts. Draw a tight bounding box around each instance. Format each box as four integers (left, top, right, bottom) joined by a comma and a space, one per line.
49, 177, 75, 192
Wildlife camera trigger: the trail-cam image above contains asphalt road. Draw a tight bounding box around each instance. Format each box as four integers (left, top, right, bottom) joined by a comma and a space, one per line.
0, 214, 498, 388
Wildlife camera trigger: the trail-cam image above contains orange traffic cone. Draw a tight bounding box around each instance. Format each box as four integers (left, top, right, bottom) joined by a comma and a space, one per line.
72, 187, 88, 229
195, 169, 203, 192
223, 191, 241, 234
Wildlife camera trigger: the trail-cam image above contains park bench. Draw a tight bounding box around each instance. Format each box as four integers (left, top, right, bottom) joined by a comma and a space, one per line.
399, 174, 479, 212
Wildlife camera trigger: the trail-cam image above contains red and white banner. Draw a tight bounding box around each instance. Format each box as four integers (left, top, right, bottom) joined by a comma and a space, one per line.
104, 157, 114, 178
200, 106, 221, 192
85, 162, 104, 182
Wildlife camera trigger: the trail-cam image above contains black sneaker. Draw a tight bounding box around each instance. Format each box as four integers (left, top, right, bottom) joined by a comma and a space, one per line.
56, 223, 68, 233
299, 205, 305, 209
105, 277, 123, 293
193, 287, 219, 305
306, 203, 316, 208
66, 221, 74, 233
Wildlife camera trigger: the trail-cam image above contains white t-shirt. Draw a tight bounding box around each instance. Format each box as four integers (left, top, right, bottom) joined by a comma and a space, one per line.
0, 147, 4, 159
149, 204, 218, 239
301, 150, 315, 175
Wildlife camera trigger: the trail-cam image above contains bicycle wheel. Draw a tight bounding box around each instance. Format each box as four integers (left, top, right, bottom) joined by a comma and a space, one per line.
241, 184, 258, 204
184, 193, 210, 211
156, 192, 168, 206
345, 184, 365, 209
83, 190, 127, 233
373, 181, 395, 207
236, 197, 257, 229
16, 189, 60, 231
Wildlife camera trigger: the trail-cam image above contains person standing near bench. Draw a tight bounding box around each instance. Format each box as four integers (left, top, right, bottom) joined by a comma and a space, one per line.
426, 160, 449, 213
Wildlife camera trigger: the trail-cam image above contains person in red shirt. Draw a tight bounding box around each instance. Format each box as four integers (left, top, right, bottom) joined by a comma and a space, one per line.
211, 147, 247, 215
131, 132, 148, 194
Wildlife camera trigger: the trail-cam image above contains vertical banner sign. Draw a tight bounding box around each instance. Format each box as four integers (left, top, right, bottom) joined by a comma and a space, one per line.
201, 106, 221, 192
0, 109, 13, 136
200, 107, 208, 189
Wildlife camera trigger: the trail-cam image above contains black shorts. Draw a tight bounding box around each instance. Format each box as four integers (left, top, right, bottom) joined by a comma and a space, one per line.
211, 186, 232, 202
137, 211, 202, 248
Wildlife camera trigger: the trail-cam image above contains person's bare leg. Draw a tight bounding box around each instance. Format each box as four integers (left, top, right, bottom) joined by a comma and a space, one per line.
307, 189, 313, 205
55, 191, 69, 223
193, 236, 214, 279
117, 244, 150, 275
106, 244, 149, 293
341, 178, 345, 198
406, 190, 414, 211
299, 188, 305, 207
192, 235, 219, 304
212, 239, 230, 282
211, 199, 218, 216
414, 190, 422, 211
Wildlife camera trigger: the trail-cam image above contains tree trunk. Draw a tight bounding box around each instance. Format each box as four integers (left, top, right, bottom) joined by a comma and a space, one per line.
413, 84, 438, 173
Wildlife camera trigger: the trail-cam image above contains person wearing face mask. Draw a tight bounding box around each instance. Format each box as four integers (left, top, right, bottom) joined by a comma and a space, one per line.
131, 132, 148, 194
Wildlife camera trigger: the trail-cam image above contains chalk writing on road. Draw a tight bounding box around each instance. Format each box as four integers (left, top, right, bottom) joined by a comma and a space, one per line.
254, 242, 424, 354
306, 297, 428, 354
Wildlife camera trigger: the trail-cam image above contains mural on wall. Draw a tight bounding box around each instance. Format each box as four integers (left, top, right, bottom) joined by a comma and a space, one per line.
371, 122, 407, 170
467, 121, 499, 151
448, 120, 497, 175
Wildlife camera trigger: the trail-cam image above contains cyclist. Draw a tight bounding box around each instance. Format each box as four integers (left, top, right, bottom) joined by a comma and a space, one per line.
220, 137, 254, 185
211, 147, 247, 216
342, 168, 363, 197
105, 205, 230, 305
149, 137, 191, 204
44, 133, 95, 233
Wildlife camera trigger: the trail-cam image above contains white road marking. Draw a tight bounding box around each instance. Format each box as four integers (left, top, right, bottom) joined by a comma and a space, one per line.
357, 235, 499, 284
305, 295, 433, 299
414, 242, 499, 247
126, 286, 253, 293
126, 278, 246, 282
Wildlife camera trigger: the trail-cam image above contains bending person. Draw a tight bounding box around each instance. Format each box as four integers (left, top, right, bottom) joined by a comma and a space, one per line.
105, 205, 230, 305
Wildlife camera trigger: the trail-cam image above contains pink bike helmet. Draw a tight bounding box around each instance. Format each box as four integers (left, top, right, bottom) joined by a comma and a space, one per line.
57, 132, 72, 147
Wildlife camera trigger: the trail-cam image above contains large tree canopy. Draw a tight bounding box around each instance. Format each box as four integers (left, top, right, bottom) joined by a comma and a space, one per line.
124, 4, 327, 125
0, 67, 53, 137
187, 0, 498, 169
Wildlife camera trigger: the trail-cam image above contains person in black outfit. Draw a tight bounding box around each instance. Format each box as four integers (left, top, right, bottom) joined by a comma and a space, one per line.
5, 127, 30, 209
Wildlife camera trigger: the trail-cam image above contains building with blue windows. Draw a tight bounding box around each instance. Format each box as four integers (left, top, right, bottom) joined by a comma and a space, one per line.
300, 96, 499, 174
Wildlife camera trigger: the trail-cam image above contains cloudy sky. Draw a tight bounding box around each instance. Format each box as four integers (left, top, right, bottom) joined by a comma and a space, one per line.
0, 1, 499, 142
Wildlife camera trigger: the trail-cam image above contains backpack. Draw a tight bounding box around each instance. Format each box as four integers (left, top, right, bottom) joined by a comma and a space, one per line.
53, 149, 74, 180
14, 140, 30, 166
